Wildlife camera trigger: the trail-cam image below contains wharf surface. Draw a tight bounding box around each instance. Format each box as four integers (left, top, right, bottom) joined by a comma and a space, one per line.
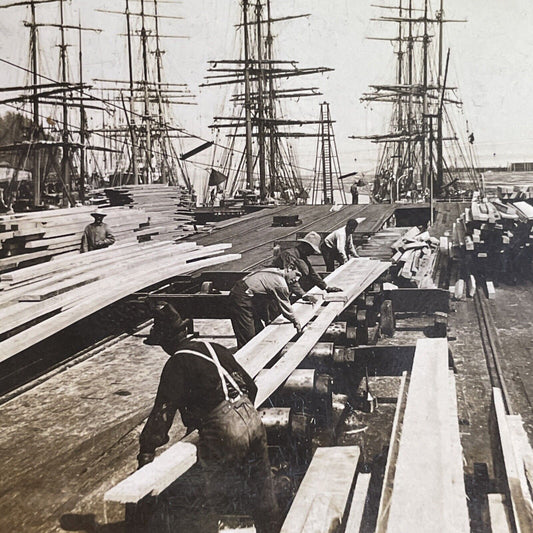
0, 201, 532, 532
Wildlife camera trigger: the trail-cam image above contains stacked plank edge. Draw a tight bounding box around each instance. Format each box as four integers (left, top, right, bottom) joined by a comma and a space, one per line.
0, 185, 213, 274
0, 241, 240, 362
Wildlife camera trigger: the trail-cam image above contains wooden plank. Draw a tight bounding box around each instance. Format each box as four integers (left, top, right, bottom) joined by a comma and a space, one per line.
493, 387, 533, 533
104, 442, 197, 504
488, 494, 513, 533
280, 446, 360, 533
344, 473, 371, 533
18, 272, 100, 302
0, 252, 241, 362
386, 338, 463, 533
253, 302, 344, 407
507, 415, 533, 497
321, 259, 391, 304
447, 371, 470, 532
375, 371, 408, 533
0, 243, 200, 333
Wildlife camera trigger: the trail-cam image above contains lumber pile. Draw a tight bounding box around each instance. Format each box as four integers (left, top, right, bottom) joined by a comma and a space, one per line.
491, 387, 533, 533
494, 184, 533, 202
0, 206, 150, 273
376, 338, 469, 533
389, 226, 441, 288
0, 241, 240, 362
104, 184, 207, 242
357, 226, 413, 260
445, 195, 533, 297
103, 257, 391, 520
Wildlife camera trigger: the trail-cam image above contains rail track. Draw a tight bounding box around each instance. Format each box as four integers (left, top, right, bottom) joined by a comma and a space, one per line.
473, 286, 514, 414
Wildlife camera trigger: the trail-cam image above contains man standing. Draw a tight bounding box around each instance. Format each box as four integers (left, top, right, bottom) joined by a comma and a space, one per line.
271, 231, 342, 301
350, 181, 359, 205
138, 303, 280, 533
80, 209, 115, 253
229, 267, 302, 348
320, 218, 360, 272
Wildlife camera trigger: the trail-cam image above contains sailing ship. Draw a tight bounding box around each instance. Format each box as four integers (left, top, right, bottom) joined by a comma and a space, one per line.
354, 0, 481, 206
200, 0, 344, 207
0, 0, 196, 213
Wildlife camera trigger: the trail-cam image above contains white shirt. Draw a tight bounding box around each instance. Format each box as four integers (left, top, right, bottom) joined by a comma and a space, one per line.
323, 226, 358, 262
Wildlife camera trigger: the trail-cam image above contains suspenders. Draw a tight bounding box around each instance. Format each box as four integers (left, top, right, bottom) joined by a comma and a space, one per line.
174, 340, 243, 402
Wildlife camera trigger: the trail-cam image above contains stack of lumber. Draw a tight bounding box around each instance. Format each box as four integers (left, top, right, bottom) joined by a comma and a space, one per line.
0, 241, 240, 362
104, 184, 204, 242
389, 226, 441, 288
447, 196, 533, 296
358, 226, 417, 261
490, 387, 533, 533
494, 184, 533, 202
0, 206, 150, 273
103, 257, 391, 520
376, 338, 469, 533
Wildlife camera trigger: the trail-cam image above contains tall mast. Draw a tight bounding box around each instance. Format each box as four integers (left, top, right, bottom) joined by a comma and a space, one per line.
153, 0, 167, 184
30, 0, 40, 206
125, 0, 138, 184
407, 0, 413, 188
255, 0, 266, 200
266, 0, 277, 197
421, 0, 429, 192
140, 0, 152, 183
394, 0, 403, 203
78, 17, 86, 203
242, 0, 254, 190
436, 0, 444, 197
59, 0, 71, 206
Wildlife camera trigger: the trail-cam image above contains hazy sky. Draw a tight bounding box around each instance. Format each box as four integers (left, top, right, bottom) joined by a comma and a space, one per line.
1, 0, 532, 188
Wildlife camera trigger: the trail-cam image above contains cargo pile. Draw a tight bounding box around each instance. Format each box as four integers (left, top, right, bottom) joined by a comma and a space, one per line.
389, 226, 441, 288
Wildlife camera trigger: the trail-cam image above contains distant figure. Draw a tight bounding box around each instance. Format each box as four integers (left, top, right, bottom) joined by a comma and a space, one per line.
320, 218, 359, 272
80, 209, 115, 253
350, 181, 359, 204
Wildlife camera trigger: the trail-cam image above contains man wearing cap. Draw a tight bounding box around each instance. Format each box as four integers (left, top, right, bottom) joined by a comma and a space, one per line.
138, 303, 280, 533
229, 267, 303, 349
320, 218, 360, 272
271, 231, 342, 302
80, 209, 115, 253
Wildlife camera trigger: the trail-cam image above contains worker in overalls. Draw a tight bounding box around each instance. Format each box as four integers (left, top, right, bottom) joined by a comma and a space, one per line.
228, 267, 303, 349
138, 303, 280, 533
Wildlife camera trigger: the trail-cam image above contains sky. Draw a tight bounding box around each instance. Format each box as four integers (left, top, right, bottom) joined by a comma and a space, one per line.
1, 0, 533, 191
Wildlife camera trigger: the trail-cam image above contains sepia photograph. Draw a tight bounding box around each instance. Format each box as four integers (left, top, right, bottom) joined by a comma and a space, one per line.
0, 1, 532, 532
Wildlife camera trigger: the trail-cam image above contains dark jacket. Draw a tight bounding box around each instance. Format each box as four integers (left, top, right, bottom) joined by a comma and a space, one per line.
271, 246, 327, 298
80, 222, 115, 253
139, 340, 257, 456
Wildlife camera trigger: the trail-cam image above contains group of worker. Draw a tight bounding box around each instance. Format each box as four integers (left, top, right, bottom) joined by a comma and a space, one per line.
81, 209, 360, 531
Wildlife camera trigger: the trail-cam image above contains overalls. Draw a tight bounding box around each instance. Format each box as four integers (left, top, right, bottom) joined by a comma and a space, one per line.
174, 341, 280, 533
